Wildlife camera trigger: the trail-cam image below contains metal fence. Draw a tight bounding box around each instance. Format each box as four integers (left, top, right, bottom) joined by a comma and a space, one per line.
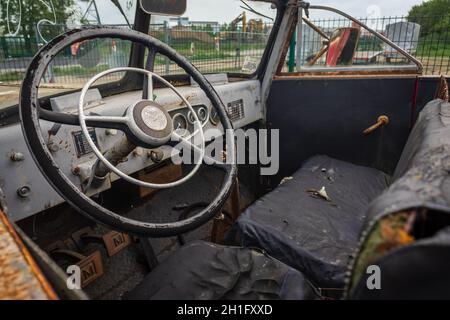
0, 16, 449, 85
0, 22, 272, 85
296, 15, 450, 75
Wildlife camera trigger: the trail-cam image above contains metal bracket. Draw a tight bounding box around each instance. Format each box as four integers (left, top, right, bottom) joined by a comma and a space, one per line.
71, 227, 104, 250
72, 227, 131, 257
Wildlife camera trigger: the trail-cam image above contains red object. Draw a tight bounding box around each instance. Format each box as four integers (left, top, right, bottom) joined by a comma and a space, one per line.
71, 42, 81, 56
326, 28, 352, 67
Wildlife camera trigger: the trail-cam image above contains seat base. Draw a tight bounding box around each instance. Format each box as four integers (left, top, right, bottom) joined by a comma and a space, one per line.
124, 241, 317, 300
226, 155, 389, 288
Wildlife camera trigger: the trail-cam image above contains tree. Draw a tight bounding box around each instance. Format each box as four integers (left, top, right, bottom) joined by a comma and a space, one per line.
0, 0, 74, 52
407, 0, 450, 36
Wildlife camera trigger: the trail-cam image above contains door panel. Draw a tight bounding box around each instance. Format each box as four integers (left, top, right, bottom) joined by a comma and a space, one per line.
267, 77, 418, 183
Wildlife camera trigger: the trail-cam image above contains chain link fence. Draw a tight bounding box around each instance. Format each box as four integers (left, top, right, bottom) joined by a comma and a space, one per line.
0, 22, 272, 85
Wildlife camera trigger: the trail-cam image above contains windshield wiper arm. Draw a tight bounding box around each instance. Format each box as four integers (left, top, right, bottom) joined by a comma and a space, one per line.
240, 0, 274, 21
110, 0, 132, 28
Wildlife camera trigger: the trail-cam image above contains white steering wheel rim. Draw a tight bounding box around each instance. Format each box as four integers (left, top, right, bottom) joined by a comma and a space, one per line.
78, 67, 205, 189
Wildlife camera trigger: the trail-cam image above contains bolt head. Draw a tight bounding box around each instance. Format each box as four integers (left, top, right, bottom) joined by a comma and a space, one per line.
17, 186, 31, 198
10, 152, 24, 162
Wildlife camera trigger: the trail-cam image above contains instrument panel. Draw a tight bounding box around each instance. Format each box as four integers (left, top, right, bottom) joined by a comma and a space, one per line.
169, 104, 209, 137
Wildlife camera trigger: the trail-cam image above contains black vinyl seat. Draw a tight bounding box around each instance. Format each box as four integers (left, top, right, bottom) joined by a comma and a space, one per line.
226, 155, 389, 288
126, 156, 389, 300
124, 241, 318, 300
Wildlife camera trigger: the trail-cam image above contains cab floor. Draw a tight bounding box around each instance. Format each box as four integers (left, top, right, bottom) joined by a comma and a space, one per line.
19, 165, 257, 299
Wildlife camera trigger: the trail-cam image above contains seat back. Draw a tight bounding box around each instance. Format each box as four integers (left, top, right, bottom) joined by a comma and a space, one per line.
348, 99, 450, 299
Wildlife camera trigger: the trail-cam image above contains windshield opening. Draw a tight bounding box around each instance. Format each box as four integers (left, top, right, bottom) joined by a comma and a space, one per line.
148, 0, 277, 77
0, 0, 277, 111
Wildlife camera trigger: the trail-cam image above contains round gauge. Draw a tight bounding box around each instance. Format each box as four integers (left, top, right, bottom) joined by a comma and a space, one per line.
197, 106, 208, 122
172, 113, 188, 136
187, 111, 196, 124
210, 107, 220, 125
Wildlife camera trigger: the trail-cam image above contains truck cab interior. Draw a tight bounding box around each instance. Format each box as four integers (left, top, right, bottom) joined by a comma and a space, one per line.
0, 0, 450, 300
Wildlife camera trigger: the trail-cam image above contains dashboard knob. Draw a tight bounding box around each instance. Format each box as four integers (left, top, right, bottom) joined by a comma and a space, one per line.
149, 150, 164, 163
133, 147, 143, 157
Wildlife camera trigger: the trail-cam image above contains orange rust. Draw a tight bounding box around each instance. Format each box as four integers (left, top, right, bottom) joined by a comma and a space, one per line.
0, 209, 58, 300
435, 75, 449, 102
277, 69, 420, 78
211, 179, 241, 244
178, 93, 196, 106
306, 45, 329, 67
273, 73, 420, 81
276, 12, 298, 75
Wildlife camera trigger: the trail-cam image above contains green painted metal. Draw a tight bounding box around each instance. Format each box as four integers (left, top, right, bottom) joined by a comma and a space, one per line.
288, 31, 296, 72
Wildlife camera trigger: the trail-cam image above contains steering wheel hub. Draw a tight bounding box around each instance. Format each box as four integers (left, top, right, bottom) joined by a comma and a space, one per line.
126, 100, 173, 147
141, 105, 167, 131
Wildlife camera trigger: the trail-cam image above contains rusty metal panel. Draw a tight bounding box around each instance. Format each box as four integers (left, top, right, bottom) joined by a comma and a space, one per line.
103, 231, 131, 257
276, 68, 420, 78
0, 209, 57, 300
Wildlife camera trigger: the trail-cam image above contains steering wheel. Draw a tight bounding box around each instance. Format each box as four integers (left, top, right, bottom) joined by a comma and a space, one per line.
19, 27, 237, 237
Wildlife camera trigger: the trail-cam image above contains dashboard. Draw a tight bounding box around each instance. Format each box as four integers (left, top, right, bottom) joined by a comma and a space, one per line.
0, 79, 262, 222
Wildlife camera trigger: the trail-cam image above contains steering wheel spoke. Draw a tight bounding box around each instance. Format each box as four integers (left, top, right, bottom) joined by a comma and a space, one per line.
143, 47, 156, 101
83, 115, 130, 126
38, 108, 130, 132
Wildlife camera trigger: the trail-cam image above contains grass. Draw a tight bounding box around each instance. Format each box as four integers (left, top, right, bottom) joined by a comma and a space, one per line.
0, 71, 23, 82
416, 42, 450, 57
52, 63, 110, 77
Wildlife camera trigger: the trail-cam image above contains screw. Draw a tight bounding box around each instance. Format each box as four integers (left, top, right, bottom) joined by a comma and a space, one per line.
10, 152, 24, 162
17, 185, 31, 198
47, 141, 59, 153
72, 166, 81, 176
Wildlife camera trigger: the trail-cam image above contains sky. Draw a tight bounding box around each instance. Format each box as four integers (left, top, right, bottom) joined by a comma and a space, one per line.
89, 0, 427, 25
183, 0, 425, 22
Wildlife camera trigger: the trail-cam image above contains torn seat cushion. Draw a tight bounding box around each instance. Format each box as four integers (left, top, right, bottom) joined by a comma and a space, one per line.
124, 241, 317, 300
226, 155, 389, 289
348, 100, 450, 299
